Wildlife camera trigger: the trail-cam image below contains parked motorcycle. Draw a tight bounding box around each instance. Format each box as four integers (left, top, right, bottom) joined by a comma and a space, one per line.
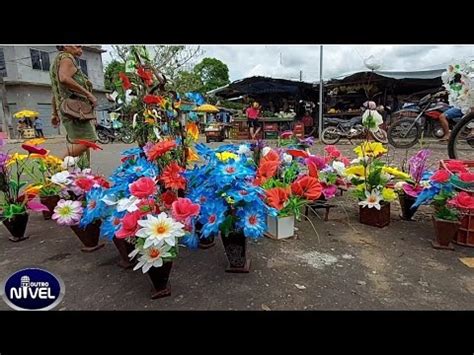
96, 121, 134, 144
321, 103, 388, 145
387, 91, 452, 148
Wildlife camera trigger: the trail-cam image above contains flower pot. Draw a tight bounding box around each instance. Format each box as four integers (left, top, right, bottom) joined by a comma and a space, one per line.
147, 261, 173, 299
432, 216, 458, 250
454, 211, 474, 247
70, 220, 105, 253
113, 237, 135, 269
195, 222, 216, 249
3, 213, 29, 242
398, 193, 418, 221
266, 214, 295, 239
40, 195, 60, 220
359, 203, 391, 228
221, 231, 250, 273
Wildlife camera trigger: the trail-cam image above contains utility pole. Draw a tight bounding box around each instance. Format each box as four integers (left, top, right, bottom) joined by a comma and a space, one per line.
0, 75, 11, 138
299, 70, 303, 81
318, 45, 324, 141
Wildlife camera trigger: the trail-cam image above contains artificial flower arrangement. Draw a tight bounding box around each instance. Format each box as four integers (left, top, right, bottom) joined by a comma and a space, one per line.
254, 145, 322, 220
393, 149, 432, 220
184, 143, 275, 270
344, 141, 410, 227
0, 139, 50, 241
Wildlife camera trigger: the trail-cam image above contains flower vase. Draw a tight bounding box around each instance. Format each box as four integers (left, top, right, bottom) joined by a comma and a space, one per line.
266, 214, 295, 239
398, 193, 418, 221
113, 237, 135, 269
432, 216, 459, 250
40, 195, 60, 220
359, 203, 391, 228
221, 230, 250, 273
3, 213, 29, 242
70, 220, 105, 253
195, 222, 216, 249
147, 262, 173, 299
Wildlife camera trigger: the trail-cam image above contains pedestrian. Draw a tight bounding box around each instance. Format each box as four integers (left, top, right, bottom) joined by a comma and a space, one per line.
246, 101, 262, 140
33, 116, 45, 138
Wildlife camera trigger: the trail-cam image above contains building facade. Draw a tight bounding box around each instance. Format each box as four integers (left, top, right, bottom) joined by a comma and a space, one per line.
0, 45, 109, 138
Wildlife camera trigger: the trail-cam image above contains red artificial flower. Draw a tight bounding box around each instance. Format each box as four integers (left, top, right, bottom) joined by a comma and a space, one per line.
261, 149, 280, 164
129, 177, 157, 198
75, 177, 94, 192
160, 163, 186, 190
119, 72, 131, 90
143, 94, 163, 105
145, 140, 176, 161
256, 161, 280, 184
115, 211, 141, 239
341, 157, 351, 166
137, 66, 154, 86
286, 149, 309, 158
265, 187, 291, 210
445, 160, 468, 174
171, 198, 200, 223
161, 190, 178, 209
307, 161, 319, 178
93, 176, 110, 189
430, 170, 450, 183
448, 191, 474, 210
74, 140, 103, 151
21, 144, 47, 155
459, 172, 474, 183
324, 145, 341, 159
291, 176, 322, 201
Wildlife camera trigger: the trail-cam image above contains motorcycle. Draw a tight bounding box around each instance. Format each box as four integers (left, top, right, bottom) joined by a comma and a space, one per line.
387, 91, 453, 148
96, 120, 134, 144
320, 103, 388, 145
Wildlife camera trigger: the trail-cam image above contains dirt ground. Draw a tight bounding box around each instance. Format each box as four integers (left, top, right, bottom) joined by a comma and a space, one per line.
0, 139, 473, 310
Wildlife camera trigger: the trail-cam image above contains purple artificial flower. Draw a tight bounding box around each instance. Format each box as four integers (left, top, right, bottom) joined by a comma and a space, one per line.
408, 149, 431, 183
0, 137, 5, 147
306, 155, 326, 170
298, 136, 315, 146
0, 152, 8, 167
142, 142, 154, 156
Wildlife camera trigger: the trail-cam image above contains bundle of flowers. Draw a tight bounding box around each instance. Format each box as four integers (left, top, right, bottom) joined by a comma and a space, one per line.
184, 143, 275, 244
412, 161, 474, 221
344, 142, 410, 210
0, 139, 51, 221
394, 149, 432, 198
253, 145, 322, 219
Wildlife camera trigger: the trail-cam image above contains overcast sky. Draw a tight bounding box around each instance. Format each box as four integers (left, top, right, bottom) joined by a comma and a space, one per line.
103, 45, 474, 82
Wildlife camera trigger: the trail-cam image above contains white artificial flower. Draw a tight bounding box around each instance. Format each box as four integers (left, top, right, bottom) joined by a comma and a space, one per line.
61, 156, 79, 169
133, 244, 173, 274
283, 153, 293, 164
116, 196, 140, 213
102, 193, 119, 206
358, 190, 382, 210
394, 181, 407, 191
153, 127, 161, 140
132, 113, 138, 128
51, 171, 72, 185
136, 212, 185, 248
262, 147, 271, 157
362, 109, 383, 132
237, 144, 251, 156
332, 161, 345, 175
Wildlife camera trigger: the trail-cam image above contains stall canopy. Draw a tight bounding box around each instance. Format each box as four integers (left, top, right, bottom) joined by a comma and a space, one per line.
208, 76, 318, 100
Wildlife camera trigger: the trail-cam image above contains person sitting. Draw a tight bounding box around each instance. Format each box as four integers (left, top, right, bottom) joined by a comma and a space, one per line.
438, 106, 463, 141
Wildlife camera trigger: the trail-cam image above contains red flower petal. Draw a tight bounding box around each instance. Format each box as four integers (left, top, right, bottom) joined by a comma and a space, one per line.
74, 140, 103, 151
286, 149, 309, 158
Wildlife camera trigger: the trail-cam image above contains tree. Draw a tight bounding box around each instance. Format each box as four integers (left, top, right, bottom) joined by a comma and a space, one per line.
172, 70, 202, 94
104, 60, 125, 90
193, 58, 230, 94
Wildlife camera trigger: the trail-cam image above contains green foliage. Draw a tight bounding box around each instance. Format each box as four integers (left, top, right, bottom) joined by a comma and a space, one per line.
194, 57, 230, 93
104, 60, 126, 91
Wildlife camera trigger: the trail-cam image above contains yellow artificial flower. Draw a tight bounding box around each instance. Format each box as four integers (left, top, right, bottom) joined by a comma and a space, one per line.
6, 153, 28, 166
382, 187, 397, 202
144, 118, 155, 125
344, 165, 366, 178
382, 166, 410, 180
23, 184, 43, 196
353, 142, 387, 158
186, 147, 200, 162
216, 152, 238, 162
24, 138, 46, 146
356, 183, 366, 191
44, 155, 63, 167
186, 123, 199, 141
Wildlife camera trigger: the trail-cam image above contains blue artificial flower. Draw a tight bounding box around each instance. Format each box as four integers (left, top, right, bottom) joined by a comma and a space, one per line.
80, 187, 107, 227
236, 207, 267, 240
126, 157, 158, 179
215, 144, 239, 153
187, 185, 217, 206
182, 164, 212, 189
100, 210, 126, 240
194, 143, 216, 160
227, 182, 262, 203
121, 147, 143, 158
213, 159, 255, 188
199, 200, 227, 238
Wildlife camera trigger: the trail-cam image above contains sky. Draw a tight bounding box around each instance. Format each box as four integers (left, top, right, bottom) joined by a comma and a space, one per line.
102, 45, 474, 82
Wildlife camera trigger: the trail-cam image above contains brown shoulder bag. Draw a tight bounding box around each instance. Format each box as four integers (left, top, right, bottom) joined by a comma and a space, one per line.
60, 98, 96, 121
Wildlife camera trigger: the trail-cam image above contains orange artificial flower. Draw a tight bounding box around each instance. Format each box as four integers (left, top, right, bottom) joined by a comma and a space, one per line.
160, 162, 186, 190
146, 140, 176, 161
186, 123, 199, 141
291, 176, 322, 201
266, 187, 291, 210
